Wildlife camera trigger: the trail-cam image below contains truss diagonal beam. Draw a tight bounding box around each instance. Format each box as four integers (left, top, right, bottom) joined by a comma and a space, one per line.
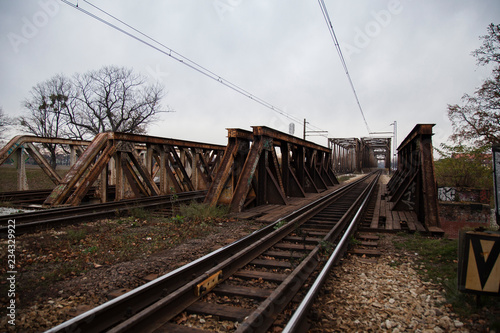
42, 132, 225, 207
206, 126, 339, 213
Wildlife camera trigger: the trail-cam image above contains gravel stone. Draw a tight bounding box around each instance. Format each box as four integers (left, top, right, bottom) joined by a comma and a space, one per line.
308, 234, 475, 333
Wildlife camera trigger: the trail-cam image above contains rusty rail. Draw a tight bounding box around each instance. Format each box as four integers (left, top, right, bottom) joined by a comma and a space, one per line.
47, 172, 378, 333
0, 190, 207, 235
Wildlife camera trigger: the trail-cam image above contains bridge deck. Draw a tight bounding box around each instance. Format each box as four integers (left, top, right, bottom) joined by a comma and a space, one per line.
231, 174, 444, 234
233, 186, 343, 223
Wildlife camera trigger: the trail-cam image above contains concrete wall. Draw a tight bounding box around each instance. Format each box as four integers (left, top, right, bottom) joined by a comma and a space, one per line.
438, 187, 491, 204
439, 202, 492, 238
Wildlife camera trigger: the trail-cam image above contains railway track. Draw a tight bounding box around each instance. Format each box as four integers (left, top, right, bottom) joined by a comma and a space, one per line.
0, 191, 207, 235
0, 184, 127, 207
47, 171, 380, 333
0, 189, 54, 206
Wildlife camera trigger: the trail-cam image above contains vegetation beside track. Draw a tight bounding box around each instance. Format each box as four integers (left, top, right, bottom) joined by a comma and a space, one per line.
0, 203, 233, 315
392, 233, 500, 330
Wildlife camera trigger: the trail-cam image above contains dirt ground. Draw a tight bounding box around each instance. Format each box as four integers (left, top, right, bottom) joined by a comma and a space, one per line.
0, 216, 497, 332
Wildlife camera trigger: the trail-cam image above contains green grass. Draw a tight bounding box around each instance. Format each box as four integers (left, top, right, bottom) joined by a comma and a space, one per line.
338, 174, 357, 182
0, 165, 70, 191
393, 232, 457, 282
66, 228, 88, 242
393, 233, 500, 329
129, 207, 152, 220
179, 202, 229, 221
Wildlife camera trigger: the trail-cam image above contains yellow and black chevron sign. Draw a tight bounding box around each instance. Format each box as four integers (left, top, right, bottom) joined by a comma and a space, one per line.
458, 231, 500, 295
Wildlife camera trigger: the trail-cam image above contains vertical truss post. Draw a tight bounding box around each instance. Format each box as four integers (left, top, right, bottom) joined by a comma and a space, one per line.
99, 164, 108, 203
159, 148, 167, 195
70, 145, 77, 167
15, 147, 28, 191
115, 152, 125, 201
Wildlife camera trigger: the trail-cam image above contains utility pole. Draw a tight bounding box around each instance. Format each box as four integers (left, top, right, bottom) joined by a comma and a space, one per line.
303, 118, 328, 142
390, 121, 397, 171
303, 119, 307, 140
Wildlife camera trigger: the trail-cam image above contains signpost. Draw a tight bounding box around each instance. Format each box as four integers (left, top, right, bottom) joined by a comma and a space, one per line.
458, 231, 500, 296
493, 145, 500, 226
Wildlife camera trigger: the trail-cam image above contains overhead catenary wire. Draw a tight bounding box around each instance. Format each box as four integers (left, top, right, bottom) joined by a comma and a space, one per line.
60, 0, 328, 138
317, 0, 371, 135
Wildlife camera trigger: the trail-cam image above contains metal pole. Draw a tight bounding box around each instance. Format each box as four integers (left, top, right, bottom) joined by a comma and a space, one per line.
493, 145, 500, 227
303, 118, 306, 140
394, 121, 397, 171
390, 121, 397, 171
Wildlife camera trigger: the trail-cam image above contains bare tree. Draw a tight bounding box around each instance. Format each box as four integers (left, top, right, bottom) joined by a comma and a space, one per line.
0, 107, 11, 140
448, 23, 500, 146
20, 74, 76, 168
20, 66, 167, 167
69, 66, 165, 136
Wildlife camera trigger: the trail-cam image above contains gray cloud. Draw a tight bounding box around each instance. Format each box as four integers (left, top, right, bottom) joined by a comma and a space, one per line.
1, 0, 499, 147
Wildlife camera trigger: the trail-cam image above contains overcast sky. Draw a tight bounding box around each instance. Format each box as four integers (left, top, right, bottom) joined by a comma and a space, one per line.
1, 0, 499, 150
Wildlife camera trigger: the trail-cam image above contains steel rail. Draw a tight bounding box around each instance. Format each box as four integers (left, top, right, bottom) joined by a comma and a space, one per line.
0, 191, 207, 235
106, 174, 379, 332
236, 171, 380, 332
0, 188, 107, 207
0, 189, 53, 206
282, 171, 380, 333
46, 174, 374, 333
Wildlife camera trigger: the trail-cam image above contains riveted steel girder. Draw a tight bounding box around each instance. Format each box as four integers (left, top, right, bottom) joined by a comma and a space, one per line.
205, 126, 339, 212
42, 132, 225, 207
387, 124, 440, 228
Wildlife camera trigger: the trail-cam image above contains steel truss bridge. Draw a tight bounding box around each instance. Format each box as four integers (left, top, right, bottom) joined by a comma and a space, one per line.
0, 124, 439, 231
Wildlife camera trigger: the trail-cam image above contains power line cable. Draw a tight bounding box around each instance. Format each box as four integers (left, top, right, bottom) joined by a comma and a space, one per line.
317, 0, 371, 135
60, 0, 328, 137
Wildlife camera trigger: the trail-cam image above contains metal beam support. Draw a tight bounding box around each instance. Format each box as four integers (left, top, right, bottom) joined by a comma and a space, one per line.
387, 124, 440, 229
42, 132, 225, 207
206, 126, 338, 212
328, 138, 361, 173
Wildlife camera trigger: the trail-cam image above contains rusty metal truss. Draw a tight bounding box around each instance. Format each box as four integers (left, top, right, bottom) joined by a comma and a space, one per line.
361, 137, 391, 170
205, 126, 339, 212
386, 124, 440, 229
42, 132, 225, 207
329, 138, 361, 173
0, 135, 90, 190
329, 137, 391, 173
